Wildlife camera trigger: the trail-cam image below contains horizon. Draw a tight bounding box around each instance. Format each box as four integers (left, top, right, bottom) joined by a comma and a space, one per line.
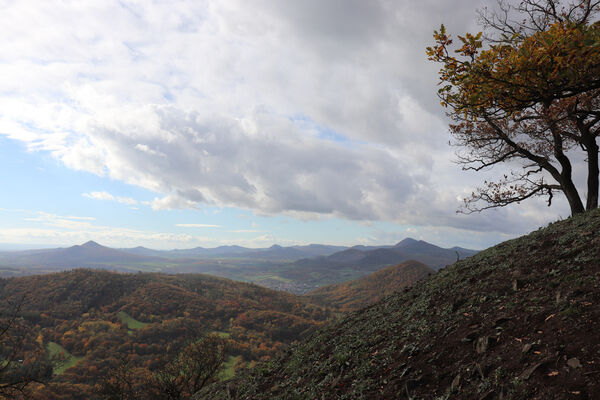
0, 235, 482, 253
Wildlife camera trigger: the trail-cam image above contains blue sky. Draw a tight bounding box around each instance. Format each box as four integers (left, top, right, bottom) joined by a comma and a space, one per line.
0, 0, 572, 250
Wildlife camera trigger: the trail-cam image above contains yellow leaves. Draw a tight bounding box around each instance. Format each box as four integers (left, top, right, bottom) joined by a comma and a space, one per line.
429, 18, 600, 116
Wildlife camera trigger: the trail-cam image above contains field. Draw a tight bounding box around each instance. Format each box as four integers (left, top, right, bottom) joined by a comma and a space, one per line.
220, 355, 242, 380
117, 311, 149, 330
46, 342, 83, 375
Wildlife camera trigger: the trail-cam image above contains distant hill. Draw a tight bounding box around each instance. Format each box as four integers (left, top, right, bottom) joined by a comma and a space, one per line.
0, 269, 331, 399
120, 243, 348, 260
0, 240, 162, 268
275, 238, 478, 290
0, 242, 348, 271
305, 260, 434, 311
201, 209, 600, 399
0, 239, 476, 294
292, 237, 477, 271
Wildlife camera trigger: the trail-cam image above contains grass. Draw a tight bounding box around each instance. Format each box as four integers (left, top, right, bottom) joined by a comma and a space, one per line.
211, 331, 231, 338
46, 342, 83, 375
117, 311, 149, 330
252, 274, 292, 283
219, 355, 241, 380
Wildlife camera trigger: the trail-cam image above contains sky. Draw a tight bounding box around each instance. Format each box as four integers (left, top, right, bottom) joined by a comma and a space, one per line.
0, 0, 574, 250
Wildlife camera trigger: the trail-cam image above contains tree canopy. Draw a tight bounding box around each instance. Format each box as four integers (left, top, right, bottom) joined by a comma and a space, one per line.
427, 0, 600, 215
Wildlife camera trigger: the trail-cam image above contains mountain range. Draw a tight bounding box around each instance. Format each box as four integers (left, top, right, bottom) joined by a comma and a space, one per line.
270, 238, 478, 291
0, 238, 478, 293
119, 243, 348, 260
296, 237, 477, 271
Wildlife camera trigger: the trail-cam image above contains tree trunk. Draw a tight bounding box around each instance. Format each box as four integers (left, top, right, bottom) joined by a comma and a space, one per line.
562, 178, 586, 214
551, 129, 585, 215
585, 138, 599, 211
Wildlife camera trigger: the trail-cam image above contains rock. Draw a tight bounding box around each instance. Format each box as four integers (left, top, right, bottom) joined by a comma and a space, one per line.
462, 331, 479, 343
475, 363, 485, 380
519, 359, 551, 380
567, 358, 582, 369
451, 374, 461, 391
476, 336, 492, 354
522, 343, 533, 354
519, 362, 543, 380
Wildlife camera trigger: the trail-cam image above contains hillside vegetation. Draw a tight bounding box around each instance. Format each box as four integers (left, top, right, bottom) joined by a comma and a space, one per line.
0, 270, 331, 399
305, 261, 434, 311
202, 209, 600, 399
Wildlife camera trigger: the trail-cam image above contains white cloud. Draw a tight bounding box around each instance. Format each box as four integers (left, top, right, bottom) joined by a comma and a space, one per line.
64, 215, 96, 221
175, 224, 220, 228
83, 191, 138, 205
152, 194, 200, 210
0, 0, 571, 239
83, 191, 115, 201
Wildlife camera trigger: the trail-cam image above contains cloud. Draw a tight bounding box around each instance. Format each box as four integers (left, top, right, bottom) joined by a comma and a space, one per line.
83, 191, 115, 201
151, 193, 200, 210
82, 191, 138, 205
0, 0, 570, 239
64, 215, 96, 221
1, 211, 283, 249
175, 224, 220, 228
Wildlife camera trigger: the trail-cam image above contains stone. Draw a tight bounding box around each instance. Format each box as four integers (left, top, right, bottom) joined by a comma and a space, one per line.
451, 374, 461, 391
476, 336, 491, 354
519, 362, 542, 380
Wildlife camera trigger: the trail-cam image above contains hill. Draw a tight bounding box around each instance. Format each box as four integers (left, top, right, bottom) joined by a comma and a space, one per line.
119, 243, 348, 260
0, 240, 163, 268
305, 261, 434, 311
0, 239, 475, 294
275, 238, 478, 291
0, 269, 331, 399
201, 209, 600, 399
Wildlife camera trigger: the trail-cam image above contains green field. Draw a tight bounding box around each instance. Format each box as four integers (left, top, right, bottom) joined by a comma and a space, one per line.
211, 331, 231, 338
117, 311, 149, 330
252, 274, 292, 282
46, 342, 83, 375
219, 355, 241, 380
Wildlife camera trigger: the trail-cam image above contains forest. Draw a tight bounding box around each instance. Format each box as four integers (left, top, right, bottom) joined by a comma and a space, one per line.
0, 269, 333, 399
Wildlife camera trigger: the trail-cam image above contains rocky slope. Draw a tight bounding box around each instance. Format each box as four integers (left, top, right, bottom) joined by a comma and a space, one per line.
305, 260, 434, 311
201, 209, 600, 399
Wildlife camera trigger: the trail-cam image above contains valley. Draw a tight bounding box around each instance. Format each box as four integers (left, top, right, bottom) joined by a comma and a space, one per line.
0, 237, 467, 398
0, 269, 332, 398
0, 238, 477, 293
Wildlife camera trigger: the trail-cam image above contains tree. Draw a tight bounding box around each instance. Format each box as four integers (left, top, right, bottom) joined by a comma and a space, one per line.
150, 334, 229, 400
98, 334, 229, 400
427, 0, 600, 215
97, 355, 147, 400
0, 297, 53, 399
